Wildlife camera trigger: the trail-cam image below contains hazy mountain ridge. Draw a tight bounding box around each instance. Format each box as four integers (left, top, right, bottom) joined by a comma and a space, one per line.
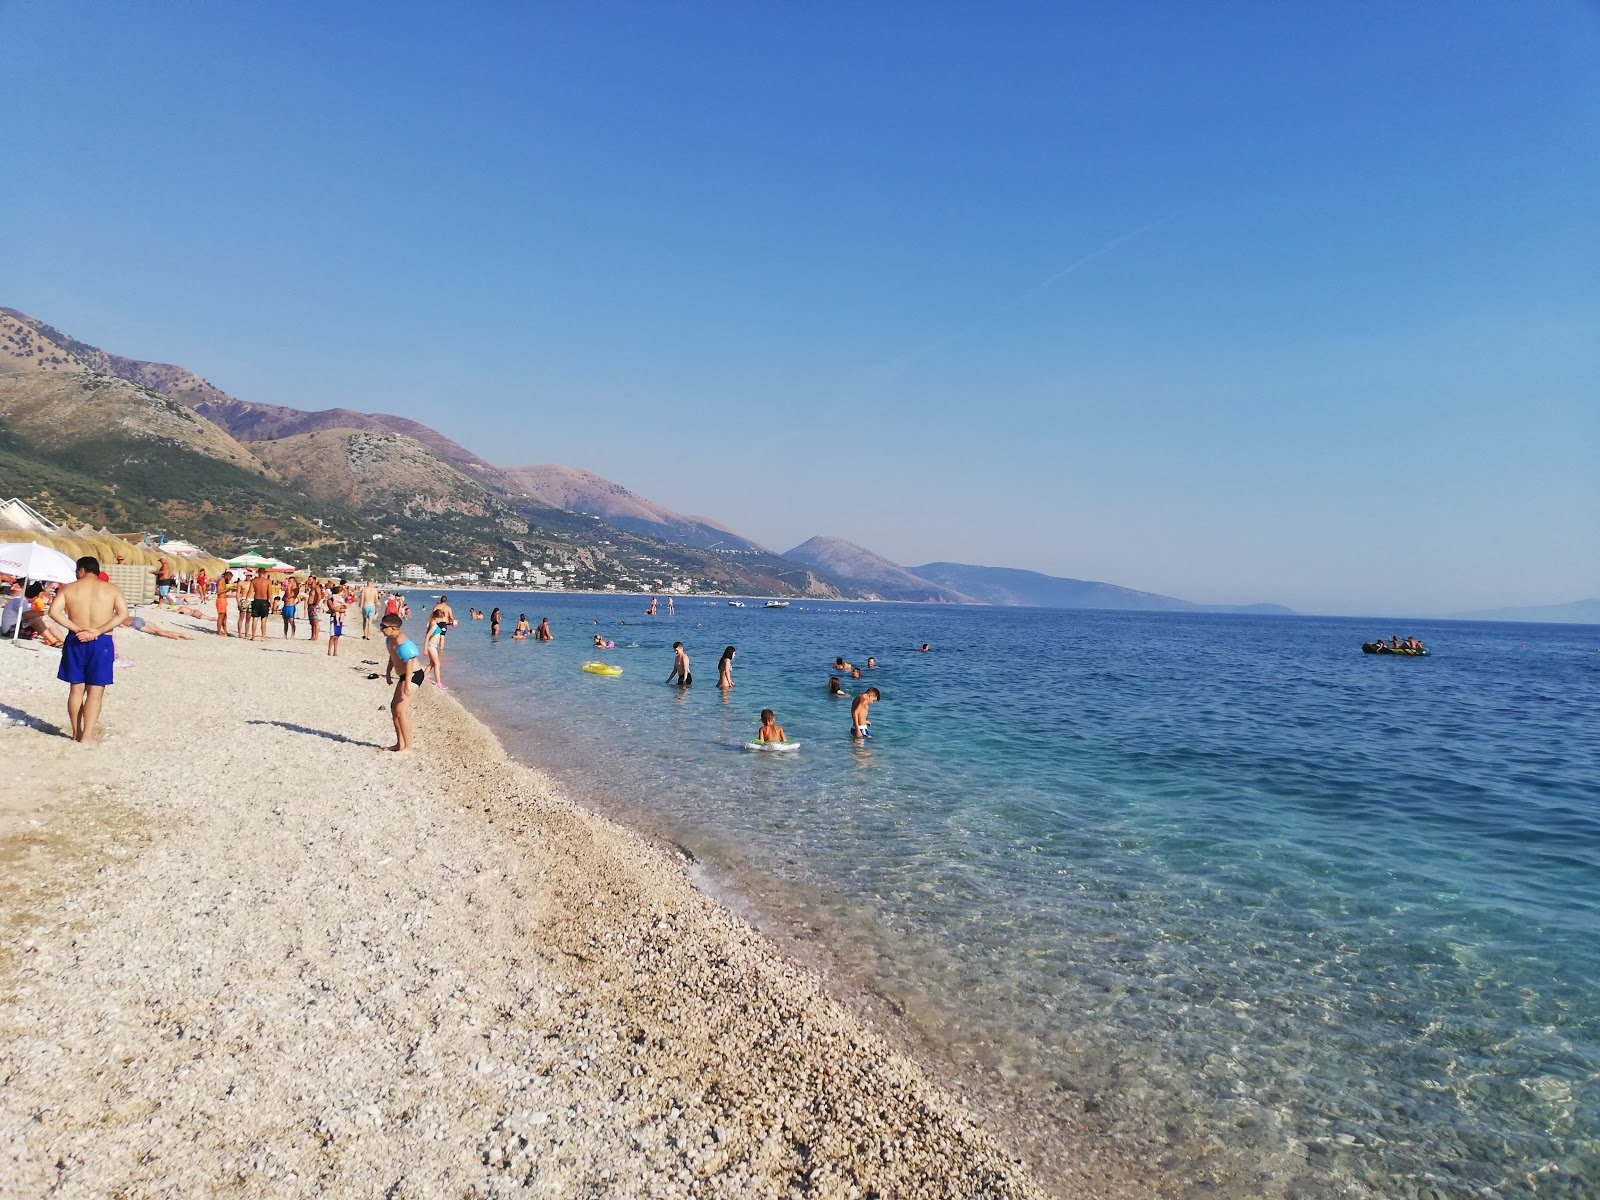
783, 537, 974, 604
912, 562, 1295, 614
497, 464, 766, 552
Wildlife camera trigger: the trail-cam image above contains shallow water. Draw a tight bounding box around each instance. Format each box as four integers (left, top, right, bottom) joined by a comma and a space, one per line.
430, 594, 1600, 1197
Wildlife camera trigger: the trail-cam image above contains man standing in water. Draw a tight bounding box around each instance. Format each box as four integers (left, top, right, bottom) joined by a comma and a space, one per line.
48, 556, 128, 744
666, 641, 691, 686
360, 579, 380, 639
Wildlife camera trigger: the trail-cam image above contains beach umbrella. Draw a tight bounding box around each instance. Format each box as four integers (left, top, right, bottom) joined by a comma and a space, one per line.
0, 541, 77, 583
0, 541, 77, 644
226, 551, 275, 568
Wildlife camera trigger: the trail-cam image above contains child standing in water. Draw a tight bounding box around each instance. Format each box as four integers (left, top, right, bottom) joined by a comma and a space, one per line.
757, 708, 787, 743
850, 687, 880, 739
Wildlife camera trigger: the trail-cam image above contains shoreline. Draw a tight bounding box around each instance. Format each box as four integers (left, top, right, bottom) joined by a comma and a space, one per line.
0, 613, 1059, 1197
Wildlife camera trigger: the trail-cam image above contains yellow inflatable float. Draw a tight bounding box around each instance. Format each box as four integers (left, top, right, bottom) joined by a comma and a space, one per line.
582, 661, 623, 676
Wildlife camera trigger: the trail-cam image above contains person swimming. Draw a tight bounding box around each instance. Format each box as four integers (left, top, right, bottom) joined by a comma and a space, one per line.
827, 675, 846, 695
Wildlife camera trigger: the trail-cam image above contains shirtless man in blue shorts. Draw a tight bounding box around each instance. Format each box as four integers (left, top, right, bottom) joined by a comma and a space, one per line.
48, 556, 129, 744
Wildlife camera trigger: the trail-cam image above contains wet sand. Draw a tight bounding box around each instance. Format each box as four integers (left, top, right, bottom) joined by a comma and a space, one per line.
0, 614, 1056, 1198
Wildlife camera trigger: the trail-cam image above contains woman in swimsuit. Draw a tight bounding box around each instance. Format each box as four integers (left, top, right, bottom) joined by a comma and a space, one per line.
424, 605, 450, 689
513, 614, 531, 639
490, 607, 501, 637
717, 645, 736, 690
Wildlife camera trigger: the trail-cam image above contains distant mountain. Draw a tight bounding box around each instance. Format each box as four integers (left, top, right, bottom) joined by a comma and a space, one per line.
1453, 598, 1600, 625
911, 562, 1294, 614
498, 463, 767, 552
783, 537, 973, 603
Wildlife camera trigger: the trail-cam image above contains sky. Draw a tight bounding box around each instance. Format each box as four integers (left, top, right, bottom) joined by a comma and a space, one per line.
5, 1, 1597, 615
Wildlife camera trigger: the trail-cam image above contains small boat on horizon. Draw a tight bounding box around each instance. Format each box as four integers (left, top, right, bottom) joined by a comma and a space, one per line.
727, 600, 746, 607
764, 600, 789, 609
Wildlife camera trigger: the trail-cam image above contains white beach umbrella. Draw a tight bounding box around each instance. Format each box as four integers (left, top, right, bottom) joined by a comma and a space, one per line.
0, 541, 77, 644
0, 541, 76, 582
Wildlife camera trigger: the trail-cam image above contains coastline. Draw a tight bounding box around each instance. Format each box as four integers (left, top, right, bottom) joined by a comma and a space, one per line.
0, 612, 1052, 1198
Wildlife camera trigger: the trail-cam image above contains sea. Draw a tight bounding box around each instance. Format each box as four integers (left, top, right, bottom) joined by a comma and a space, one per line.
426, 593, 1599, 1199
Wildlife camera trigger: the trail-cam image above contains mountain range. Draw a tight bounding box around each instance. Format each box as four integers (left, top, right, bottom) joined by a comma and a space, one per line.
912, 562, 1296, 615
2, 303, 1306, 613
0, 307, 835, 596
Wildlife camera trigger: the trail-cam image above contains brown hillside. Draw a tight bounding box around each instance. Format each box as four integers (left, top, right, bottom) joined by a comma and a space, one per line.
1, 307, 508, 487
0, 312, 89, 375
249, 428, 506, 520
0, 370, 271, 475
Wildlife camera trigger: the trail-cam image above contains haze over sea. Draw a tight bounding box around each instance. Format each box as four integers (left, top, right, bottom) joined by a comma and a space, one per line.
423, 594, 1599, 1198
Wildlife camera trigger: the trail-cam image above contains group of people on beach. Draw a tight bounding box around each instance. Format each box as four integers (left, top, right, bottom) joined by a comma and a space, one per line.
10, 545, 903, 754
210, 571, 389, 651
9, 550, 471, 750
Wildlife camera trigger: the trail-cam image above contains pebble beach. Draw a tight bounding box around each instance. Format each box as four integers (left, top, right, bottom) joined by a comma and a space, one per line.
0, 611, 1060, 1199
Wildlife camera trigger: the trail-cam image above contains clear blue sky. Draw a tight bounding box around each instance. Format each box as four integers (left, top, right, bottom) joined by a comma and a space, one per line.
6, 1, 1597, 615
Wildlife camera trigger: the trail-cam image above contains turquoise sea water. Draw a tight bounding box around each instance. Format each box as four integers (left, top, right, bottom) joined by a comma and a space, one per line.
430, 594, 1599, 1198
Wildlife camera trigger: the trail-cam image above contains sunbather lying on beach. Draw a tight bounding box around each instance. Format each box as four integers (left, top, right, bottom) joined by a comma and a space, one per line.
123, 615, 191, 640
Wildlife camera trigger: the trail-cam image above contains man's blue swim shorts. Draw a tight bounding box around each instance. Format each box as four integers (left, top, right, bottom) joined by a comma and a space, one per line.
58, 634, 115, 687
